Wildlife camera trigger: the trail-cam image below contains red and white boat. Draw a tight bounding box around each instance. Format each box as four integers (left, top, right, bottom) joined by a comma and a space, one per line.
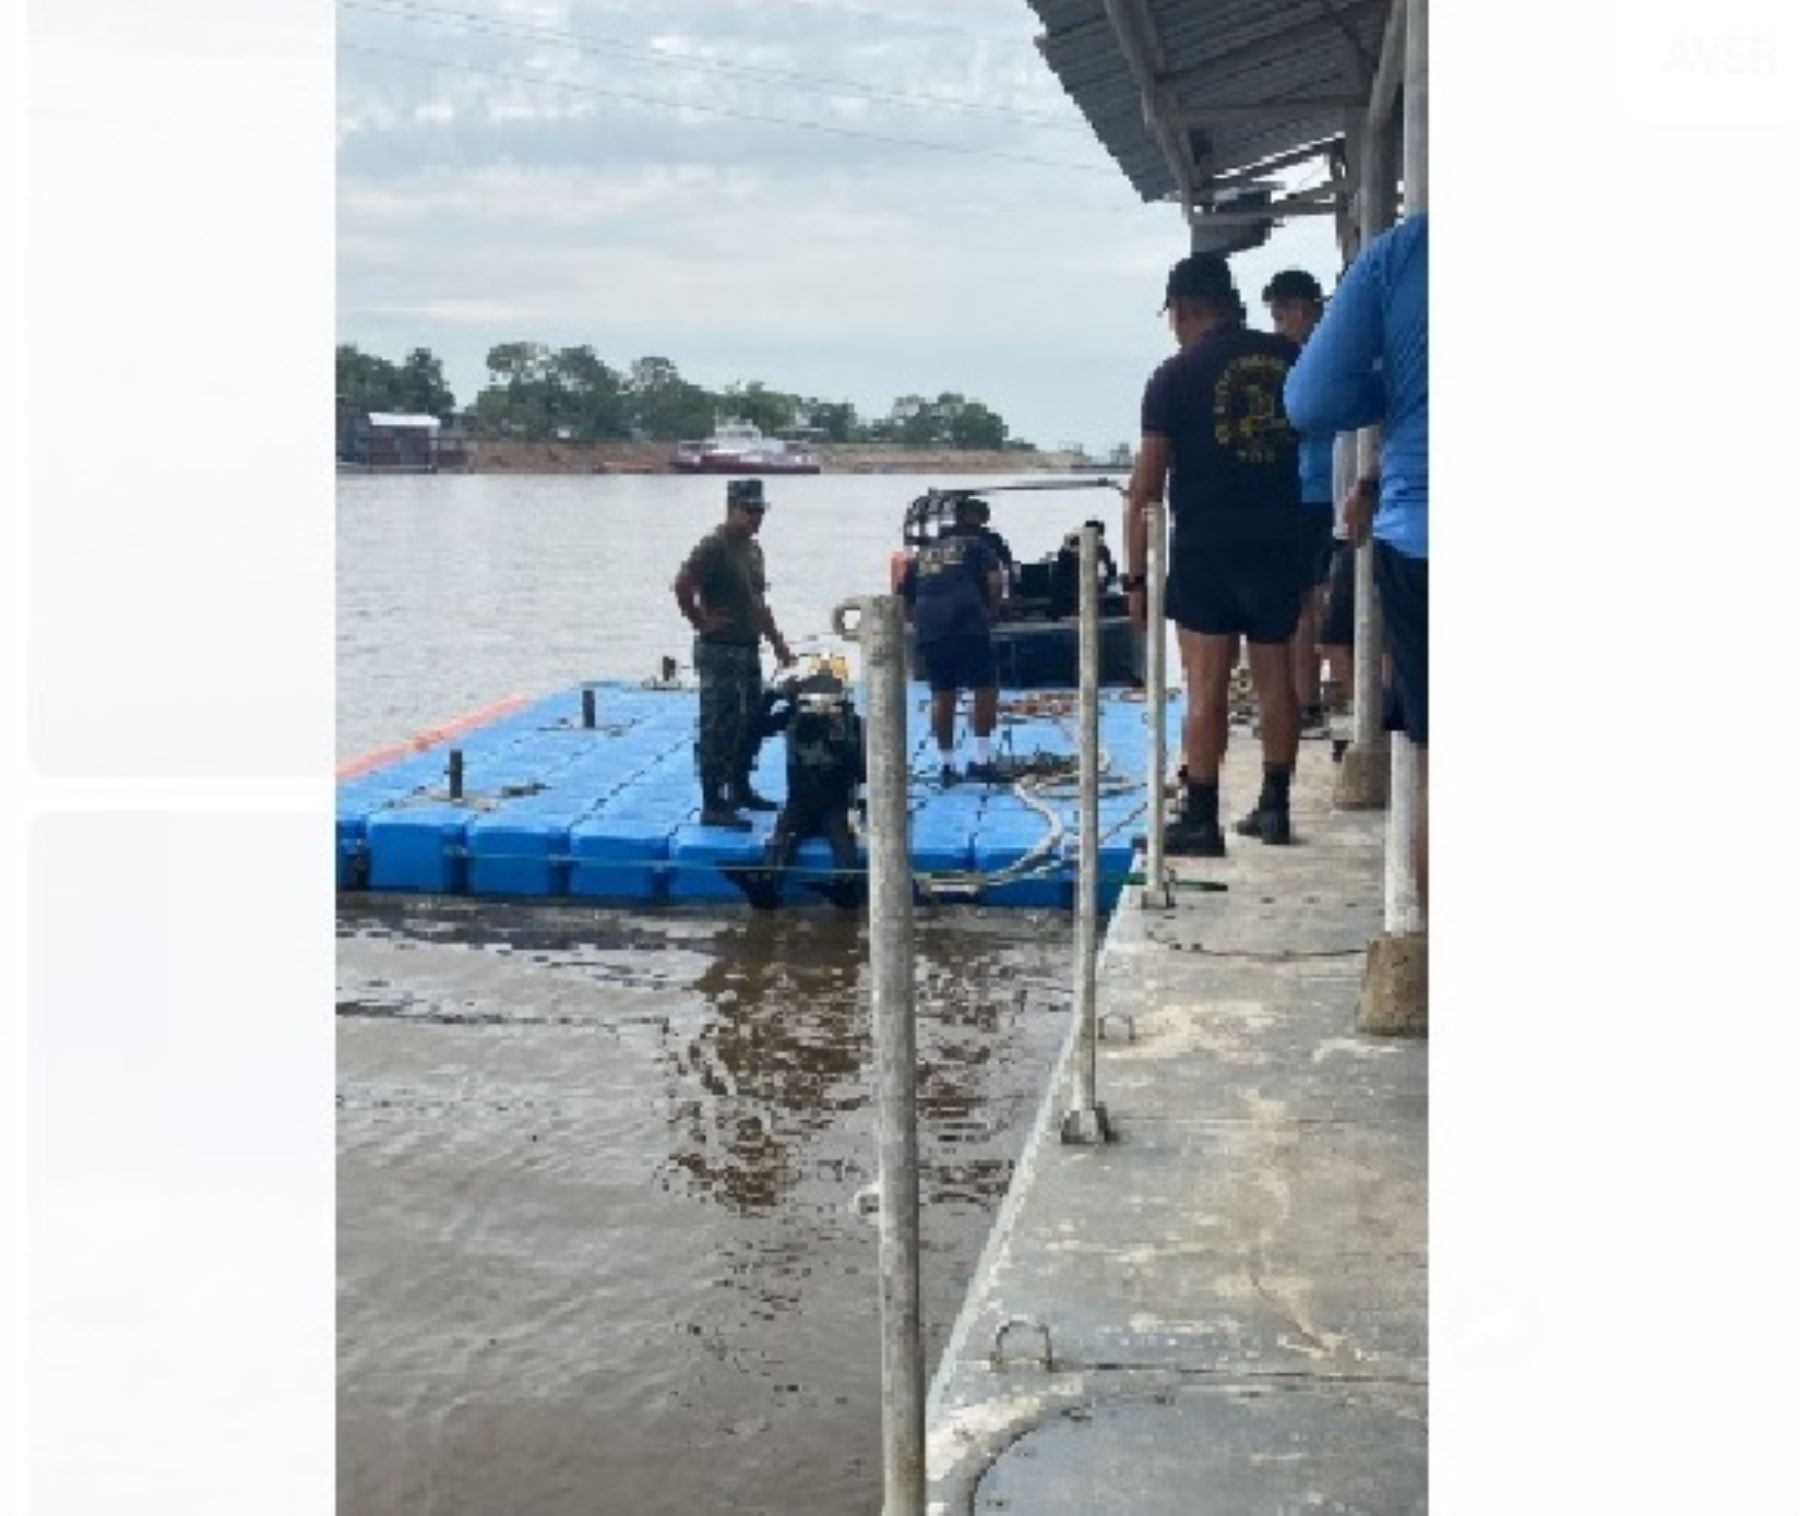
670, 419, 822, 475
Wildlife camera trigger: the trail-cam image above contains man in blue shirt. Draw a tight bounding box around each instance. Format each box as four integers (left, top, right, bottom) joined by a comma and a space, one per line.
1285, 213, 1428, 906
1263, 268, 1337, 741
1124, 253, 1305, 856
900, 498, 1006, 784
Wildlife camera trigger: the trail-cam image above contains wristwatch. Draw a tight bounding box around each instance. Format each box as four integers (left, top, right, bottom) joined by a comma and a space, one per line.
1121, 572, 1148, 591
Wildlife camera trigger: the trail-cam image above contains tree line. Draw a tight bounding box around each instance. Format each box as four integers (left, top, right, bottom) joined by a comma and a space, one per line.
336, 342, 1028, 451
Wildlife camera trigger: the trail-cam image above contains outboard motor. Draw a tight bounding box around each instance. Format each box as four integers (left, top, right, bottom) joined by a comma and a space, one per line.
724, 668, 866, 910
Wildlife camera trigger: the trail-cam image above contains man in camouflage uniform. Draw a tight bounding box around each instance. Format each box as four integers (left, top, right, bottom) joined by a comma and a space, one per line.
673, 478, 795, 829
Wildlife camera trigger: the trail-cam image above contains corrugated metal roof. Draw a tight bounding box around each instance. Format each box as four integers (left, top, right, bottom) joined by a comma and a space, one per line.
1027, 0, 1389, 203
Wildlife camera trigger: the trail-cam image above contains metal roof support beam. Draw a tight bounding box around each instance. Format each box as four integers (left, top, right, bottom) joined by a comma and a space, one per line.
1366, 0, 1409, 135
1403, 0, 1428, 212
1207, 136, 1344, 186
1333, 124, 1362, 258
1175, 97, 1363, 128
1099, 0, 1198, 214
1166, 0, 1388, 103
1182, 200, 1342, 226
1360, 116, 1400, 239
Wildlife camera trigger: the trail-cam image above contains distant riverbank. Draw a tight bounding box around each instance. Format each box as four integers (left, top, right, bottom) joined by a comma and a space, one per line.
463, 438, 1104, 475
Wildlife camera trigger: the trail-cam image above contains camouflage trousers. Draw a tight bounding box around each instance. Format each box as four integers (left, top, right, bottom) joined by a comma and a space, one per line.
694, 639, 763, 795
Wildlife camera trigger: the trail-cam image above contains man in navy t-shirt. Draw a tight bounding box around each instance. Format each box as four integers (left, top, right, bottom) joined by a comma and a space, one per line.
1124, 253, 1305, 856
900, 497, 1006, 784
1263, 268, 1338, 740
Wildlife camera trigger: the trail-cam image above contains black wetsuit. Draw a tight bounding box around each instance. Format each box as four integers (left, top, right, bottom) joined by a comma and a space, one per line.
726, 676, 867, 909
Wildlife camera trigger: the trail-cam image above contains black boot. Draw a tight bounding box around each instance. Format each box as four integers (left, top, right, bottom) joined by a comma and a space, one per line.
699, 781, 751, 831
1234, 764, 1293, 845
1167, 780, 1225, 857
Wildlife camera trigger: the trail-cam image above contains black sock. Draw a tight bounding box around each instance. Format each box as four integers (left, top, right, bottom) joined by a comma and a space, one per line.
1261, 764, 1291, 809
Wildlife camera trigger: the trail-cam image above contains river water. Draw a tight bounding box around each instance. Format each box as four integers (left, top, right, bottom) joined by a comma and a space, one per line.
336, 472, 1104, 1515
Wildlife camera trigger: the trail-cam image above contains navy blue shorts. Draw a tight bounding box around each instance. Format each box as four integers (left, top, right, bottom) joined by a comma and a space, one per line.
1167, 537, 1305, 645
919, 632, 996, 694
1321, 540, 1356, 647
1375, 540, 1428, 746
1297, 508, 1336, 587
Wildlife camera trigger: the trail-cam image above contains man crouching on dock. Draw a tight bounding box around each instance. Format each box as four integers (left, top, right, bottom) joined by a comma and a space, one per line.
673, 477, 795, 829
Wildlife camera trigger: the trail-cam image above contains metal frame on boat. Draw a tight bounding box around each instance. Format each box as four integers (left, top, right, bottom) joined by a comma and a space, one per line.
893, 476, 1144, 689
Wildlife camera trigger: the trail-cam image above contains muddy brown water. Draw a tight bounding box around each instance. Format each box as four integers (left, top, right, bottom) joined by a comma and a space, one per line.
338, 474, 1086, 1514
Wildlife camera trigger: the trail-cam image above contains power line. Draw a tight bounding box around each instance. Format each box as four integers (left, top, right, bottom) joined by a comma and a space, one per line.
339, 0, 1086, 134
337, 41, 1120, 175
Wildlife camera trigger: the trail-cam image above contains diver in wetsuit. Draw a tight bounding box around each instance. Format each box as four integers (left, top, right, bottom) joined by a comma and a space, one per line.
723, 670, 867, 911
1050, 519, 1118, 617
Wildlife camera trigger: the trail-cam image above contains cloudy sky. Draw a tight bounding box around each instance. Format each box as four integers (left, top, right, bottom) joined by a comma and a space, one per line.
336, 0, 1341, 451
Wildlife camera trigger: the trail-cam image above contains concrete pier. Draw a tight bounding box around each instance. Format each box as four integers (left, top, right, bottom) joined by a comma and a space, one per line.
924, 736, 1426, 1513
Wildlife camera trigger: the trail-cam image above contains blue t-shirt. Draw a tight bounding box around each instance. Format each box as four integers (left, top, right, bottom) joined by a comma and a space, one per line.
901, 530, 1001, 644
1298, 429, 1335, 509
1140, 324, 1300, 549
1284, 214, 1428, 559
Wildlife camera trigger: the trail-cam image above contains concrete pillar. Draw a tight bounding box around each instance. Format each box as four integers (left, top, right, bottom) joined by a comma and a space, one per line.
1357, 929, 1428, 1036
1384, 0, 1428, 935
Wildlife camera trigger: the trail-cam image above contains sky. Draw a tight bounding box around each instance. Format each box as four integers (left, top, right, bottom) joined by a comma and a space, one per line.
336, 0, 1342, 453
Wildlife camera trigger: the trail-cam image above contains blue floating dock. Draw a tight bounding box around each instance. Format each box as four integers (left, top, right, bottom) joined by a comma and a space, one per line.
336, 682, 1181, 910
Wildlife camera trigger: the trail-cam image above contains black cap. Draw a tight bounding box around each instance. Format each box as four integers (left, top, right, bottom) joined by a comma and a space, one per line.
1262, 268, 1324, 304
726, 478, 765, 508
954, 496, 988, 521
1161, 253, 1238, 310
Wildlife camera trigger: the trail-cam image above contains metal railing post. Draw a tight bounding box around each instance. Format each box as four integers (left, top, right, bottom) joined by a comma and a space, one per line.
1386, 735, 1422, 932
1061, 528, 1112, 1146
859, 594, 925, 1514
1351, 527, 1383, 752
1141, 500, 1172, 910
1403, 0, 1428, 217
1337, 111, 1400, 810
